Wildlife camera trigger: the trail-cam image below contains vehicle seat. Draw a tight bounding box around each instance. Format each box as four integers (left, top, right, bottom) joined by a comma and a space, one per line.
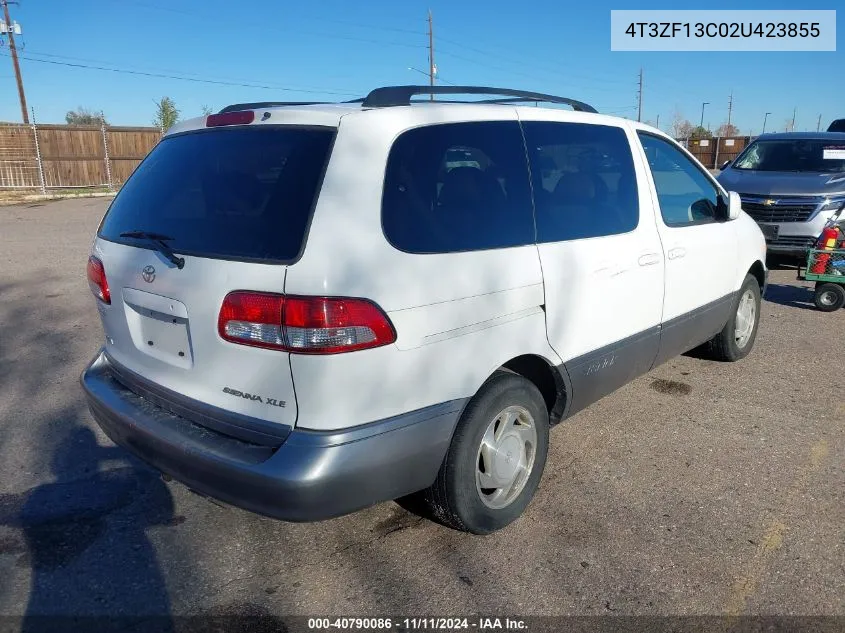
438, 167, 506, 212
438, 167, 508, 241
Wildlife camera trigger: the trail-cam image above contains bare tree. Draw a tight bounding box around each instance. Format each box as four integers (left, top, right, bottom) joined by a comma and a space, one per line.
65, 107, 107, 126
201, 105, 214, 116
715, 122, 740, 137
671, 111, 694, 140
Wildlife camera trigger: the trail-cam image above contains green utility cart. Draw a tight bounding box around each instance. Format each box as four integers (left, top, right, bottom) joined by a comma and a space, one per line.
798, 248, 845, 311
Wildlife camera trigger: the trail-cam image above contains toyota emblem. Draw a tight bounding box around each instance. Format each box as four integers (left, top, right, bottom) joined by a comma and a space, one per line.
142, 265, 156, 283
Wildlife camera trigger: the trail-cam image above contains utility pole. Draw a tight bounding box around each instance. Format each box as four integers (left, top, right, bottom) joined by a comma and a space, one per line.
817, 114, 822, 132
727, 91, 733, 128
762, 112, 771, 134
655, 114, 660, 130
1, 0, 29, 124
791, 107, 796, 132
427, 9, 435, 101
636, 68, 643, 122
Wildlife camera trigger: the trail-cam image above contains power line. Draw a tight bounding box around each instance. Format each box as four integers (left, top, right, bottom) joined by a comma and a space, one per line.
18, 48, 366, 93
434, 48, 624, 95
126, 0, 427, 35
1, 52, 360, 96
15, 49, 276, 83
120, 1, 426, 49
435, 30, 633, 86
409, 66, 457, 86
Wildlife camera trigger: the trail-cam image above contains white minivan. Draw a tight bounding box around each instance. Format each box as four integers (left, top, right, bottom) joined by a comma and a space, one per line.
82, 86, 767, 534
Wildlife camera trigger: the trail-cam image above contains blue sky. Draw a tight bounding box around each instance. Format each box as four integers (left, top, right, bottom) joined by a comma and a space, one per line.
1, 0, 842, 134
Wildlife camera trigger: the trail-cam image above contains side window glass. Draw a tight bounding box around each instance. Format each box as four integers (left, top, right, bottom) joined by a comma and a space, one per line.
637, 133, 721, 227
522, 121, 639, 242
382, 121, 534, 254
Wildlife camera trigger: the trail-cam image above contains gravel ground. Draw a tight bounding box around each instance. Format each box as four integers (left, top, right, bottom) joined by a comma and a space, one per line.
0, 198, 842, 627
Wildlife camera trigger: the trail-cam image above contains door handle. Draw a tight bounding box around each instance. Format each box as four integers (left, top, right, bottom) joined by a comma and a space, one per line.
668, 247, 687, 260
638, 253, 661, 267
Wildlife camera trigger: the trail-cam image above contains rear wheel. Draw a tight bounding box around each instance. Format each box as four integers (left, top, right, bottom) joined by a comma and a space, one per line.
423, 372, 549, 534
706, 274, 762, 362
814, 283, 845, 312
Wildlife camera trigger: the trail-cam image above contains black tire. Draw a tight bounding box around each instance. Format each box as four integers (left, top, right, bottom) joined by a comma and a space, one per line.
706, 274, 762, 362
423, 371, 549, 534
814, 282, 845, 312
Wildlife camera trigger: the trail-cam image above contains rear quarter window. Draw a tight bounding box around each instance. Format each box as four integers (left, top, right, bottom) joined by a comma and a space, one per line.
99, 126, 335, 262
381, 121, 535, 254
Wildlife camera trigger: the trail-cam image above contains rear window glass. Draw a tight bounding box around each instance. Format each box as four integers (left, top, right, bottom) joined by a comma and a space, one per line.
99, 126, 335, 261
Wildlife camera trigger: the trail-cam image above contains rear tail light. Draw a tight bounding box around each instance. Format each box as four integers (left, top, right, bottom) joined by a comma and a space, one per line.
206, 110, 255, 127
87, 255, 111, 304
218, 292, 396, 354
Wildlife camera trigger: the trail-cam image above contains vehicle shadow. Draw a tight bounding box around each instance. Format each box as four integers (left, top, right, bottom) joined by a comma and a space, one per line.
763, 283, 818, 311
0, 426, 177, 633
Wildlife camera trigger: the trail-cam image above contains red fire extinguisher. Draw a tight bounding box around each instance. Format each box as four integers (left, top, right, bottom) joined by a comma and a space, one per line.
811, 226, 839, 274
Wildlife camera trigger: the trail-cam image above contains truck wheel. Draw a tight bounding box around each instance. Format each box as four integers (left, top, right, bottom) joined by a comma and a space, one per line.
814, 283, 845, 312
707, 274, 762, 362
423, 371, 549, 534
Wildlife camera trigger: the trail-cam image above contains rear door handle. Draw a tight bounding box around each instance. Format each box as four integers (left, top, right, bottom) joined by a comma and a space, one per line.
638, 253, 661, 267
668, 247, 687, 260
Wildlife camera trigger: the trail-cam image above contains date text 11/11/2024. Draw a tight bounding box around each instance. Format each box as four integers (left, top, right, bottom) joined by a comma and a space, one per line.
307, 617, 528, 630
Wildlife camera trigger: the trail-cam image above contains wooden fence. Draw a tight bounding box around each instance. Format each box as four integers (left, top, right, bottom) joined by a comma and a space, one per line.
682, 135, 752, 170
0, 123, 161, 189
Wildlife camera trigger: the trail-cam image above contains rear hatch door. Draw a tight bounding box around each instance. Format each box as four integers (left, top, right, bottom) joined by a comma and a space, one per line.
92, 123, 335, 430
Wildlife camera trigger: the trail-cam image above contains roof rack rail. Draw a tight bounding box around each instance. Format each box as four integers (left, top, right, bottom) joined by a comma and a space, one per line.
361, 85, 597, 113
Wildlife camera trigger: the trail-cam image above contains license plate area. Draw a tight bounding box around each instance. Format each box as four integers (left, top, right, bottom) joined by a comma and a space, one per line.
122, 290, 193, 368
760, 223, 779, 241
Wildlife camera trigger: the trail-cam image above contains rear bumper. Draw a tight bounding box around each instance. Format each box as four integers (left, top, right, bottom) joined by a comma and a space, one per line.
81, 351, 465, 522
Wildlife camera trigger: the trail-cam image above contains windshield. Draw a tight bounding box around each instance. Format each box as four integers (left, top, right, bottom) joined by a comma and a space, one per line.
99, 126, 335, 261
733, 139, 845, 173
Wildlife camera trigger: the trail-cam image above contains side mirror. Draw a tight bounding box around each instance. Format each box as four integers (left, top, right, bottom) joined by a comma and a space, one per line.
720, 160, 732, 170
727, 191, 742, 220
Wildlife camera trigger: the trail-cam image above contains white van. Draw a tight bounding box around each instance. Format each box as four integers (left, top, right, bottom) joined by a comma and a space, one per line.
82, 86, 767, 534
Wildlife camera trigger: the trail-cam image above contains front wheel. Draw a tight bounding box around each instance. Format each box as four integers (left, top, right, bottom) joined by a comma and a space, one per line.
422, 372, 549, 534
814, 283, 845, 312
706, 274, 762, 362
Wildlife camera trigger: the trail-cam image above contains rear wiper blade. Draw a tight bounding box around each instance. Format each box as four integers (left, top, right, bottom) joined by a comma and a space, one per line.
119, 230, 185, 269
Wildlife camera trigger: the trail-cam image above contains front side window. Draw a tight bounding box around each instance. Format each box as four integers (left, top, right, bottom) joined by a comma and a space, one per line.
522, 121, 639, 242
382, 121, 534, 254
638, 133, 721, 227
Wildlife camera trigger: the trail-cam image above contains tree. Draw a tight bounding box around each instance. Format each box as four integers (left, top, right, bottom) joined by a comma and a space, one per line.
715, 122, 740, 137
690, 125, 712, 139
153, 97, 180, 132
671, 111, 694, 140
201, 105, 214, 116
65, 107, 106, 126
